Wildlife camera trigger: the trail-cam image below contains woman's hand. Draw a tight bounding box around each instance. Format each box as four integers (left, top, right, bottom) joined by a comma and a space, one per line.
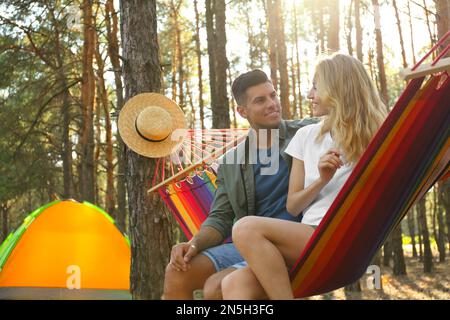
318, 149, 344, 183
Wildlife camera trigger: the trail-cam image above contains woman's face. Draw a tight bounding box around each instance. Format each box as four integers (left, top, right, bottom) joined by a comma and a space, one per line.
307, 81, 330, 117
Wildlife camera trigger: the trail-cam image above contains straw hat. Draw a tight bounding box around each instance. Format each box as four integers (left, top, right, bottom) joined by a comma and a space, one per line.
118, 93, 187, 158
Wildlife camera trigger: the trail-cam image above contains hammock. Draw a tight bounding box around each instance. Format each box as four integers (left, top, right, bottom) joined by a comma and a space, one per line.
147, 35, 450, 297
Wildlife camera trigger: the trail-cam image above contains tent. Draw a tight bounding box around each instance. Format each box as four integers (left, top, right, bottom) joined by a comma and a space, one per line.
0, 200, 131, 299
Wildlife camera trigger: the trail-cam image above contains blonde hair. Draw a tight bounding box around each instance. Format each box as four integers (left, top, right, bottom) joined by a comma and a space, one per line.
314, 53, 388, 164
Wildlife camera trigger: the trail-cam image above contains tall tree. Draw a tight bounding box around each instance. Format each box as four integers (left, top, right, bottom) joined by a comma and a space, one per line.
417, 197, 434, 273
293, 0, 303, 118
407, 209, 418, 258
372, 0, 389, 105
274, 0, 291, 119
94, 26, 116, 218
392, 0, 407, 68
105, 0, 127, 232
355, 0, 363, 62
205, 0, 230, 128
120, 0, 172, 299
327, 0, 340, 52
214, 0, 231, 128
80, 0, 96, 203
266, 0, 279, 90
392, 224, 407, 275
434, 0, 450, 57
407, 1, 417, 65
193, 0, 205, 129
49, 6, 74, 199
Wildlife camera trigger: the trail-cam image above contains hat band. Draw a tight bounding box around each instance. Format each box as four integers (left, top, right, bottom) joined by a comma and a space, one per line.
135, 119, 170, 143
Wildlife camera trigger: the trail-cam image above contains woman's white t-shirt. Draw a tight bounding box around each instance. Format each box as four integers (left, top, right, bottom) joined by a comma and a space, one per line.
284, 123, 354, 226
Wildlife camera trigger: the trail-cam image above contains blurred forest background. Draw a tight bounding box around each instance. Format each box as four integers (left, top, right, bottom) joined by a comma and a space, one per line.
0, 0, 449, 299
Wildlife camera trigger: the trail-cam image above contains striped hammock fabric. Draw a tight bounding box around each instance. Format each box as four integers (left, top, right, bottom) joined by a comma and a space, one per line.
290, 72, 450, 298
159, 169, 217, 240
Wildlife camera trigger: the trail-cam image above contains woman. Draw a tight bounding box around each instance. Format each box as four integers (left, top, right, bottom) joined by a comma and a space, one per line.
221, 53, 387, 299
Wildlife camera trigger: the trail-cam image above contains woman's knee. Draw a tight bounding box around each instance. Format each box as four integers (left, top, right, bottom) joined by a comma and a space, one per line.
232, 216, 261, 247
203, 273, 223, 300
222, 268, 265, 300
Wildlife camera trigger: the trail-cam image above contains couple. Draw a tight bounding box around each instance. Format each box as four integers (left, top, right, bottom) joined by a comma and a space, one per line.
163, 53, 387, 300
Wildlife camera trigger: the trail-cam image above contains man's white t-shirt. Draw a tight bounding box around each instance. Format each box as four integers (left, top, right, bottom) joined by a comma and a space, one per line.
284, 123, 354, 226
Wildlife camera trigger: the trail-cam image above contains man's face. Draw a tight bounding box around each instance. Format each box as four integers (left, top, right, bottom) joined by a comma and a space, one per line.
237, 82, 281, 130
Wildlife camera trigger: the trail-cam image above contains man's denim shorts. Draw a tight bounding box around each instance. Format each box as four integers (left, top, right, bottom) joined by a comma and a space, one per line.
201, 243, 248, 272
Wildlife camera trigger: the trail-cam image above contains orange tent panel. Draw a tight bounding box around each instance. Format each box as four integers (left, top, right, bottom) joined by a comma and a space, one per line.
0, 200, 130, 290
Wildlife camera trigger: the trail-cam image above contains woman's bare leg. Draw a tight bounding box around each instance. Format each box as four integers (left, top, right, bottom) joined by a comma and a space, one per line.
221, 267, 268, 300
232, 216, 315, 300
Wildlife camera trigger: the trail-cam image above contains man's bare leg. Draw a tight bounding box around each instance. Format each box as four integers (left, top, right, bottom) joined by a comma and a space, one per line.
163, 254, 216, 300
203, 267, 236, 300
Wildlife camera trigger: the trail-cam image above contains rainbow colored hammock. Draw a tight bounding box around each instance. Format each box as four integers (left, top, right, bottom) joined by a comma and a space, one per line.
158, 168, 218, 239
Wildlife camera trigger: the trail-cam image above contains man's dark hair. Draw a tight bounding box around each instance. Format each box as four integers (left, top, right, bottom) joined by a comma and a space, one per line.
231, 69, 271, 106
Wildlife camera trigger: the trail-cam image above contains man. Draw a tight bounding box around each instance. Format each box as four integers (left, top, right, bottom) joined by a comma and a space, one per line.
163, 70, 316, 299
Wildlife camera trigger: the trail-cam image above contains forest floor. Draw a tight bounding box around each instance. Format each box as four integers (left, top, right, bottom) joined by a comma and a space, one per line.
309, 246, 450, 300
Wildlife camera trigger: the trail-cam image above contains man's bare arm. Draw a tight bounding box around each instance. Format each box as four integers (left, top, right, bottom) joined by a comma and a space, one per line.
189, 226, 224, 252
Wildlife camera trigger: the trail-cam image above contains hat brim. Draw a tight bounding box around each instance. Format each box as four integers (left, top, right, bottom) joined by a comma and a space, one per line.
118, 93, 187, 158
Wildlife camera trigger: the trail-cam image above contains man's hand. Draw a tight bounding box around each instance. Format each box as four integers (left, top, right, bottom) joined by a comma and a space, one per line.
169, 242, 198, 272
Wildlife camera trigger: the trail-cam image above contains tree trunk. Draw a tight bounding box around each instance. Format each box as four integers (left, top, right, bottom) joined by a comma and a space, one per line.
171, 0, 185, 110
120, 0, 173, 299
355, 0, 363, 62
417, 197, 434, 273
407, 1, 416, 65
1, 203, 8, 243
434, 0, 450, 58
50, 7, 74, 200
105, 0, 127, 232
319, 2, 326, 54
290, 54, 297, 118
392, 224, 407, 275
346, 0, 354, 56
80, 0, 96, 203
407, 208, 418, 258
266, 0, 279, 90
205, 0, 218, 120
417, 205, 424, 260
95, 28, 116, 218
94, 84, 101, 207
293, 1, 302, 118
439, 180, 450, 251
423, 0, 436, 56
212, 0, 230, 129
437, 183, 447, 261
186, 77, 196, 128
372, 0, 389, 106
327, 0, 340, 52
194, 0, 205, 129
383, 238, 392, 267
344, 280, 362, 296
273, 0, 291, 119
228, 67, 238, 128
392, 0, 407, 68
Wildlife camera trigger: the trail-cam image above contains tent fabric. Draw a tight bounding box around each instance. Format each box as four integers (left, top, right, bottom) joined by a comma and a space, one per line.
0, 200, 131, 293
290, 72, 449, 298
